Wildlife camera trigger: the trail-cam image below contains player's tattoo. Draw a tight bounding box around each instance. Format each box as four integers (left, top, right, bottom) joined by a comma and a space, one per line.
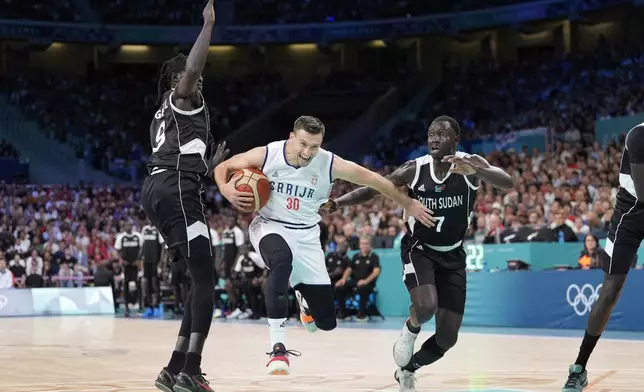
335, 160, 416, 208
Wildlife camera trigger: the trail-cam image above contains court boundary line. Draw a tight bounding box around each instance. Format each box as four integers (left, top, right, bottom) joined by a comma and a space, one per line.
0, 369, 640, 388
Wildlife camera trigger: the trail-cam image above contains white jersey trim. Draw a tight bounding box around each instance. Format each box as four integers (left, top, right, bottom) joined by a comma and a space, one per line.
169, 91, 205, 116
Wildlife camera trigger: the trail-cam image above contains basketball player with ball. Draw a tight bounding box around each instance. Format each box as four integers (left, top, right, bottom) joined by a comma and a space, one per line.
214, 115, 435, 375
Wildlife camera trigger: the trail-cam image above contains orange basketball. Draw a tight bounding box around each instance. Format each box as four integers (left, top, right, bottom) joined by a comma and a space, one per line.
232, 167, 271, 212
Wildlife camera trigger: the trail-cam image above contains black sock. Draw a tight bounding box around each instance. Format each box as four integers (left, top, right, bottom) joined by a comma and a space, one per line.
575, 331, 601, 370
406, 318, 421, 334
183, 352, 202, 375
167, 350, 186, 374
403, 335, 446, 372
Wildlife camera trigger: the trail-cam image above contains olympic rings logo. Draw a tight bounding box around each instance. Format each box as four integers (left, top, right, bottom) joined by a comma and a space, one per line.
566, 284, 602, 316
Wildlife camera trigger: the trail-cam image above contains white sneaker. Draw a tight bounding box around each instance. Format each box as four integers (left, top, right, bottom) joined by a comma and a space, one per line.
214, 308, 223, 319
295, 290, 317, 333
229, 308, 243, 319
393, 320, 418, 367
395, 368, 417, 392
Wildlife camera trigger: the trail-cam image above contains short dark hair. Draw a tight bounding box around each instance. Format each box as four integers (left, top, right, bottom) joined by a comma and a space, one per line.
429, 115, 460, 137
293, 115, 325, 136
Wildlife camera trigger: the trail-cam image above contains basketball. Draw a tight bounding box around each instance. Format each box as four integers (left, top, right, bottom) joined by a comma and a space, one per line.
232, 167, 271, 212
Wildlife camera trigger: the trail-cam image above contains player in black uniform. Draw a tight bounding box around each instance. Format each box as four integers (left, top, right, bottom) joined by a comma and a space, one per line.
141, 2, 234, 391
221, 216, 244, 279
561, 124, 644, 392
329, 116, 513, 391
140, 221, 165, 318
114, 221, 143, 316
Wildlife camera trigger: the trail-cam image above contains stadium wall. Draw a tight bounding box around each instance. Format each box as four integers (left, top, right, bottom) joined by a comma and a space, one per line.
357, 245, 644, 330
0, 287, 114, 317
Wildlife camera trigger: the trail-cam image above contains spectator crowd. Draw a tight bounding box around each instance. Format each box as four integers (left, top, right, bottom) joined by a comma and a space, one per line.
4, 71, 287, 180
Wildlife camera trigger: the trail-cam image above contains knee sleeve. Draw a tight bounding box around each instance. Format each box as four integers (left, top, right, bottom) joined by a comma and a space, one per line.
295, 284, 337, 331
260, 234, 293, 318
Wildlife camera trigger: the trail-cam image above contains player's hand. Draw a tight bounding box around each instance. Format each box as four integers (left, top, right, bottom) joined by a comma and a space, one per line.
335, 279, 346, 288
220, 172, 255, 211
406, 199, 435, 228
203, 0, 215, 25
443, 153, 490, 170
449, 163, 476, 176
357, 279, 367, 287
319, 199, 338, 214
210, 141, 230, 168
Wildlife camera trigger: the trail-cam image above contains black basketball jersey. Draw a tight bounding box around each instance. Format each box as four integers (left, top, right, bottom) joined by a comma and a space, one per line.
405, 155, 478, 249
114, 231, 144, 263
222, 226, 243, 264
148, 90, 213, 176
141, 225, 164, 264
616, 124, 644, 211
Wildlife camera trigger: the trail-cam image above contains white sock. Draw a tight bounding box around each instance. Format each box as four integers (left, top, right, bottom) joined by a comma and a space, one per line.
268, 318, 287, 348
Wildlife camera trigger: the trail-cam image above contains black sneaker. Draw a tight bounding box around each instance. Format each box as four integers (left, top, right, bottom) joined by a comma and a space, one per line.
154, 367, 177, 392
173, 372, 213, 392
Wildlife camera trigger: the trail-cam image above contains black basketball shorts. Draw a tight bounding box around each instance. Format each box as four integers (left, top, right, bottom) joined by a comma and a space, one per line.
141, 170, 212, 260
400, 235, 467, 315
604, 203, 644, 275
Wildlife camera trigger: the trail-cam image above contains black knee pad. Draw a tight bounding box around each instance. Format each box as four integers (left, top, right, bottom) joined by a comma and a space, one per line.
260, 234, 293, 294
259, 234, 293, 270
260, 234, 293, 319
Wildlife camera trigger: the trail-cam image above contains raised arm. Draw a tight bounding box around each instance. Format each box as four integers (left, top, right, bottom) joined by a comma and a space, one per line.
214, 147, 266, 211
173, 0, 215, 110
627, 126, 644, 201
331, 156, 434, 227
335, 160, 416, 208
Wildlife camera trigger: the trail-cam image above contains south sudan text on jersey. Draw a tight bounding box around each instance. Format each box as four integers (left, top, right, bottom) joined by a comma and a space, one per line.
406, 155, 478, 249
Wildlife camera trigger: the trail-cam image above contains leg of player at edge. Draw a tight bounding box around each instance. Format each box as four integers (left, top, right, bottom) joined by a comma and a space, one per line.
561, 109, 644, 391
561, 273, 627, 391
393, 285, 463, 392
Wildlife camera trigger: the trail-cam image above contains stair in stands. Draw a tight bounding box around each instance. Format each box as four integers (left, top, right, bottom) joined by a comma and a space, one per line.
0, 94, 122, 184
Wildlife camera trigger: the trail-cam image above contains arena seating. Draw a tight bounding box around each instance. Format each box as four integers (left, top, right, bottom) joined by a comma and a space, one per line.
0, 0, 80, 21
380, 42, 644, 165
4, 71, 287, 178
86, 0, 534, 25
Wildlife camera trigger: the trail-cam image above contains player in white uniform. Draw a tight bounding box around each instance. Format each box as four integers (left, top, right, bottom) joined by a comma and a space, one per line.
214, 115, 434, 375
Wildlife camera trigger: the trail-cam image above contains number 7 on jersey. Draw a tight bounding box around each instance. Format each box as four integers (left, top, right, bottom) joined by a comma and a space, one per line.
434, 216, 445, 232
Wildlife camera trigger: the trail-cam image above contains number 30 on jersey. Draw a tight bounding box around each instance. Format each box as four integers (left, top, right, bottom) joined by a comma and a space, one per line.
286, 197, 300, 210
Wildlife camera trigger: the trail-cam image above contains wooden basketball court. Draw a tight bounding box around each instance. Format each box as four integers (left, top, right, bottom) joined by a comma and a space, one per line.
1, 316, 641, 391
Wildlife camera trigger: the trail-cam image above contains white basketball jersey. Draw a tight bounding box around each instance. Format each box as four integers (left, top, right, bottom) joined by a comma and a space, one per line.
260, 140, 334, 228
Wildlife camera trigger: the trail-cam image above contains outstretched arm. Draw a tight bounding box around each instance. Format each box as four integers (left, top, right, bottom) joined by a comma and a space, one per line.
173, 0, 215, 110
334, 160, 416, 208
627, 126, 644, 201
331, 156, 434, 227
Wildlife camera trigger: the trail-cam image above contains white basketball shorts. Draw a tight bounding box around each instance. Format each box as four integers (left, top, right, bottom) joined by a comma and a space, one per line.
249, 215, 330, 287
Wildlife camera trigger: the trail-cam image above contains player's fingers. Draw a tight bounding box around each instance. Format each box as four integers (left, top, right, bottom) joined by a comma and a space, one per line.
419, 216, 434, 227
235, 191, 255, 199
442, 155, 456, 162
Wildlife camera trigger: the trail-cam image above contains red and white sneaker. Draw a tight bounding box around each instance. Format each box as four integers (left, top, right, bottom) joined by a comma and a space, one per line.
266, 343, 301, 375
